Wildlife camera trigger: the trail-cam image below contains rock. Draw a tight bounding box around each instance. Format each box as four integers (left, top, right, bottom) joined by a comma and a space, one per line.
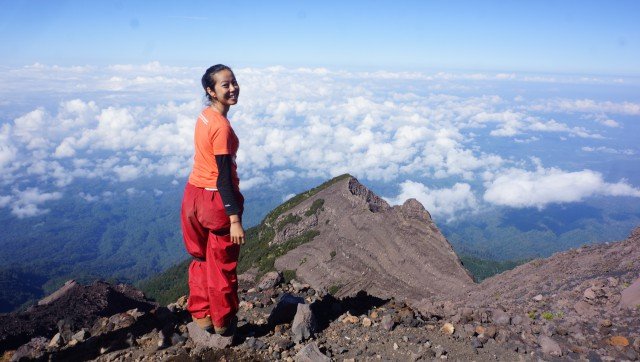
463, 324, 475, 337
245, 337, 268, 350
290, 279, 309, 292
57, 319, 74, 343
600, 319, 612, 328
573, 300, 597, 317
471, 337, 483, 349
381, 315, 395, 331
71, 329, 89, 343
475, 325, 486, 335
484, 326, 498, 338
583, 287, 597, 300
511, 315, 523, 325
108, 312, 136, 330
533, 294, 544, 301
341, 315, 359, 324
393, 342, 399, 350
609, 336, 629, 347
492, 309, 510, 325
48, 333, 62, 348
10, 337, 48, 361
294, 342, 330, 362
539, 335, 562, 357
38, 280, 78, 306
268, 293, 305, 325
440, 322, 455, 335
257, 271, 283, 291
620, 278, 640, 309
186, 322, 233, 349
362, 317, 372, 327
292, 303, 316, 343
370, 310, 379, 319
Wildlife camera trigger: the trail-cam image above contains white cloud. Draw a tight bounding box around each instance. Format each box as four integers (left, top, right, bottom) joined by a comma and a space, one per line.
582, 146, 635, 155
1, 63, 637, 219
8, 187, 63, 218
387, 181, 478, 220
483, 165, 640, 209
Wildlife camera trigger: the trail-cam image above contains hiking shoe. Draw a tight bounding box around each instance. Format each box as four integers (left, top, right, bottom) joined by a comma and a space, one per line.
192, 315, 214, 334
214, 316, 237, 337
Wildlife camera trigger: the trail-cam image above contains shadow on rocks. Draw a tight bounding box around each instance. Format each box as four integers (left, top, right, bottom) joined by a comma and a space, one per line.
311, 291, 387, 332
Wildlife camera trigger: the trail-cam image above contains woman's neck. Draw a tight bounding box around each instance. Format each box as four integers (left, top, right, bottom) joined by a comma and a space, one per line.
211, 102, 229, 117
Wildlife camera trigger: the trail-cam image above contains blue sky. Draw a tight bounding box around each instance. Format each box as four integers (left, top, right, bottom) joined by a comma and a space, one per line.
1, 0, 639, 74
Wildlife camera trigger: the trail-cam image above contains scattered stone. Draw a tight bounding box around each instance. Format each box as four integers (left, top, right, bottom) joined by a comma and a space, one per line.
574, 300, 597, 317
290, 279, 309, 292
294, 342, 330, 362
539, 335, 562, 357
341, 315, 359, 324
492, 309, 510, 325
620, 278, 640, 309
71, 329, 89, 343
257, 271, 283, 291
370, 310, 379, 319
609, 336, 629, 347
440, 322, 455, 335
10, 337, 48, 361
393, 342, 399, 350
533, 294, 544, 301
292, 303, 316, 343
381, 315, 395, 331
186, 322, 233, 349
362, 317, 372, 327
600, 319, 612, 328
475, 325, 485, 335
57, 319, 74, 343
48, 333, 62, 348
583, 287, 597, 300
471, 337, 483, 349
245, 336, 268, 350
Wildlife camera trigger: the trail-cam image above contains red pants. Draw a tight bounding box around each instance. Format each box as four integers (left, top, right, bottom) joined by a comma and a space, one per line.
181, 182, 243, 328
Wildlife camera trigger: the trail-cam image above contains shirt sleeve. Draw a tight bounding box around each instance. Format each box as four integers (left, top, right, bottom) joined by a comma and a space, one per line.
215, 154, 241, 216
211, 124, 234, 156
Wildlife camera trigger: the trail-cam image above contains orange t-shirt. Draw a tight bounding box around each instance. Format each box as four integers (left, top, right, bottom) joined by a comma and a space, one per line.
188, 107, 239, 189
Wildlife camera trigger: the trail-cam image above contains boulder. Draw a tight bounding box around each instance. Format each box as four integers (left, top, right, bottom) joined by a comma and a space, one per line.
257, 271, 283, 291
538, 335, 562, 357
294, 342, 330, 362
291, 303, 316, 343
186, 322, 233, 349
620, 278, 640, 310
268, 293, 305, 325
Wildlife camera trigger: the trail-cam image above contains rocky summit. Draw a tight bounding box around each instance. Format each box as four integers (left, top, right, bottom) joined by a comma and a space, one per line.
273, 176, 473, 302
1, 175, 639, 361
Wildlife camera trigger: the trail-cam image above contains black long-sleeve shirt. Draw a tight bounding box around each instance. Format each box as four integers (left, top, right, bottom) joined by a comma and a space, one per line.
215, 154, 241, 216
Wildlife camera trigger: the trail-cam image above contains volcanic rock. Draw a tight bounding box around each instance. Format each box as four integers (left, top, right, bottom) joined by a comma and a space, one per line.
291, 303, 316, 342
0, 280, 155, 354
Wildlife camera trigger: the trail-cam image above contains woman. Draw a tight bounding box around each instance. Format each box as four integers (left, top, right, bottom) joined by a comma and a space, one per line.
181, 64, 245, 336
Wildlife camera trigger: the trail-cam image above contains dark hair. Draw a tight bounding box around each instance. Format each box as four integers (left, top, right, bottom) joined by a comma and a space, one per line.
201, 64, 234, 103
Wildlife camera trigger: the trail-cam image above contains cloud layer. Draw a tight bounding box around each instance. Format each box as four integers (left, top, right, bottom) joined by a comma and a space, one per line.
0, 63, 638, 219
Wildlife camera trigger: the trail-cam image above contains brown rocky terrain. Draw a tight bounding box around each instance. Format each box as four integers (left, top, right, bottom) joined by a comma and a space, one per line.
273, 176, 473, 302
2, 176, 639, 361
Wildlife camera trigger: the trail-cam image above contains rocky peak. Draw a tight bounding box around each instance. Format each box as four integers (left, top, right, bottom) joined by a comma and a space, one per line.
272, 175, 473, 303
347, 177, 390, 213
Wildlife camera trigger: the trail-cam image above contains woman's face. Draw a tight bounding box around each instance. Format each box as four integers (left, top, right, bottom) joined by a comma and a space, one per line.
208, 69, 239, 106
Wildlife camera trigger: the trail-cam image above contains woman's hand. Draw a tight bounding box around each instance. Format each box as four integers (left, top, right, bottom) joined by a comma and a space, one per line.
229, 215, 245, 245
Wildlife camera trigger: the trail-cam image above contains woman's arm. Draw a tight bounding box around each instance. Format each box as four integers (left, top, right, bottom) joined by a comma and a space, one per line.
215, 154, 245, 244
